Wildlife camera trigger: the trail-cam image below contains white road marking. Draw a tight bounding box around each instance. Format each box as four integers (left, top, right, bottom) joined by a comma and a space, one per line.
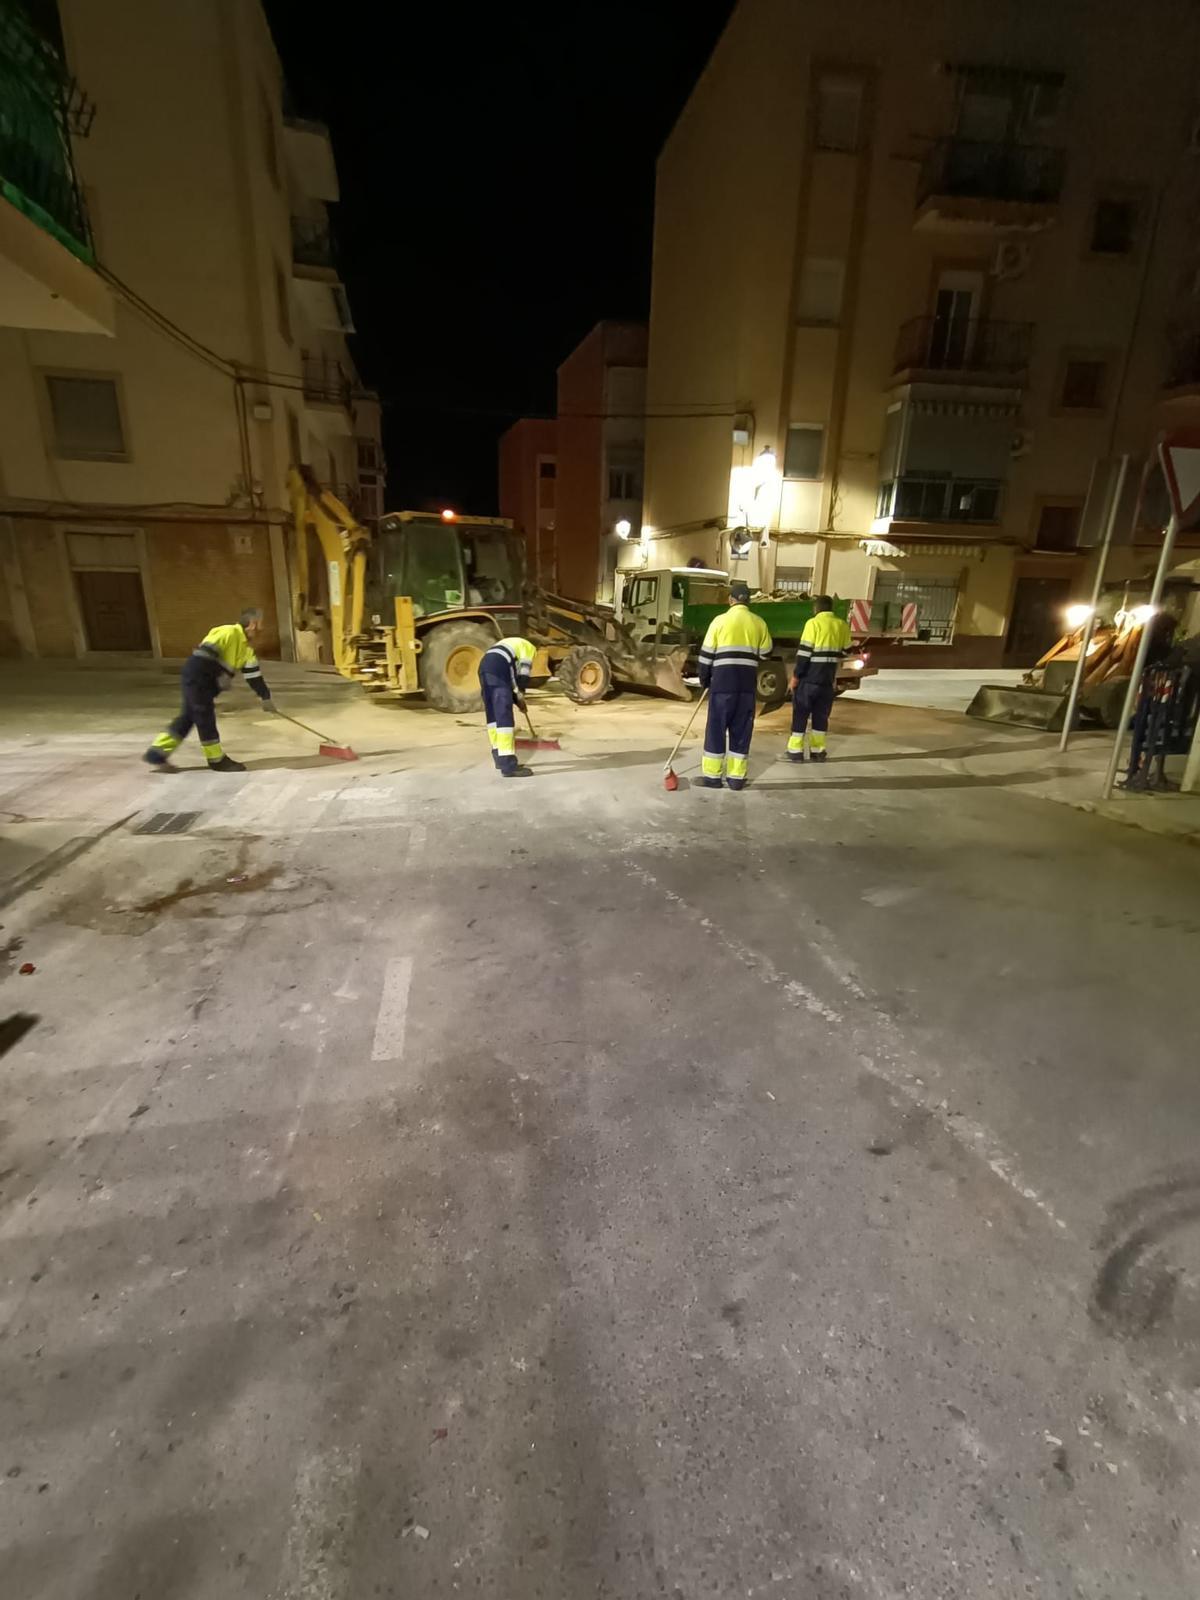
626, 859, 1072, 1237
277, 1447, 361, 1600
371, 955, 414, 1061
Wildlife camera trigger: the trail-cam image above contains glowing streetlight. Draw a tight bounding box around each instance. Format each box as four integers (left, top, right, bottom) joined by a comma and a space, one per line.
615, 518, 632, 540
440, 508, 456, 522
1065, 603, 1094, 629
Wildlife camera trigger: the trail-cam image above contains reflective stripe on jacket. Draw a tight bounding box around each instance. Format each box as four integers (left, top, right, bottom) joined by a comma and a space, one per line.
793, 611, 851, 687
480, 636, 537, 687
697, 604, 773, 691
193, 623, 269, 699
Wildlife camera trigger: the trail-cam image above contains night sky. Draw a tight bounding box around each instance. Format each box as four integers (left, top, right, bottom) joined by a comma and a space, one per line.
263, 0, 734, 514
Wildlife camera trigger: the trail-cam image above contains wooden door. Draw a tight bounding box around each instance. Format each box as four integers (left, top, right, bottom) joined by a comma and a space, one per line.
74, 570, 152, 652
1004, 576, 1069, 667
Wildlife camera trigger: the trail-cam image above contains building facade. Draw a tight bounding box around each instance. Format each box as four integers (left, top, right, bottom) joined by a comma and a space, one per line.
498, 416, 557, 589
557, 321, 646, 603
0, 0, 382, 663
635, 0, 1200, 665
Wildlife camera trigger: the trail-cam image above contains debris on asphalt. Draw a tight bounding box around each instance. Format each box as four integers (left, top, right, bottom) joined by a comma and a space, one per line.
18, 963, 35, 976
402, 1522, 430, 1541
431, 1427, 448, 1442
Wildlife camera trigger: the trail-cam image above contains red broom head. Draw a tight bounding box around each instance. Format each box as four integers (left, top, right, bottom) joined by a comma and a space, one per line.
663, 767, 679, 791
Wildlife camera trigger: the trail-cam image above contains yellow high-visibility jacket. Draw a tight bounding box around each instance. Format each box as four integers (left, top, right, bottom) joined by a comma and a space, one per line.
697, 603, 773, 692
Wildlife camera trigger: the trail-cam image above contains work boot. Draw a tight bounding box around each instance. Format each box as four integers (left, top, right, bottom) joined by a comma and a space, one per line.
808, 750, 828, 764
143, 749, 178, 772
500, 764, 533, 778
208, 755, 247, 772
699, 776, 723, 789
787, 750, 806, 763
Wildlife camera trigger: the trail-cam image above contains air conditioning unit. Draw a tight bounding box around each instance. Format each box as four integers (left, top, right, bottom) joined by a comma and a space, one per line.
992, 240, 1033, 280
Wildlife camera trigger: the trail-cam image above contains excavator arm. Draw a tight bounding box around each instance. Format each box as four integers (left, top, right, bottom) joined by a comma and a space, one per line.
287, 467, 373, 677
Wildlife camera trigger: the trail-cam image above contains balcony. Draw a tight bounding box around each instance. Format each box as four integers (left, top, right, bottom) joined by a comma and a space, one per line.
0, 2, 114, 333
915, 138, 1064, 234
877, 475, 1002, 525
893, 316, 1032, 384
301, 352, 353, 411
291, 215, 336, 273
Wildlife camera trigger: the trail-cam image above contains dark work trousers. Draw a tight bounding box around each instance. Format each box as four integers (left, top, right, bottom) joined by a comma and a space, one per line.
702, 689, 756, 789
480, 670, 518, 774
790, 679, 836, 753
152, 655, 226, 762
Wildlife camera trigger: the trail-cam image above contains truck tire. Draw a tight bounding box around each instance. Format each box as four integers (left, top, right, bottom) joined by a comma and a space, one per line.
558, 645, 613, 704
756, 658, 789, 710
421, 620, 496, 713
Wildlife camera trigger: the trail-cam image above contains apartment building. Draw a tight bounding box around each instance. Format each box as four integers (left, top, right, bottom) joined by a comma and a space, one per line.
557, 321, 646, 602
636, 0, 1200, 665
0, 0, 382, 662
498, 416, 557, 589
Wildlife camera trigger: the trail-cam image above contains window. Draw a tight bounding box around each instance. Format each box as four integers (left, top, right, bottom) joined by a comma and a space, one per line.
538, 459, 556, 508
261, 85, 280, 189
1059, 358, 1108, 412
815, 74, 862, 152
608, 464, 642, 500
775, 565, 813, 594
784, 424, 825, 480
1090, 196, 1138, 256
1035, 503, 1081, 552
797, 256, 845, 324
275, 262, 292, 345
44, 374, 127, 460
871, 573, 960, 644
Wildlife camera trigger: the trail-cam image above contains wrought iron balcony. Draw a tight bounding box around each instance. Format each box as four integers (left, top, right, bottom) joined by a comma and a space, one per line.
920, 138, 1064, 205
916, 138, 1063, 232
301, 352, 353, 410
0, 0, 96, 260
894, 316, 1032, 379
877, 475, 1002, 524
291, 215, 336, 272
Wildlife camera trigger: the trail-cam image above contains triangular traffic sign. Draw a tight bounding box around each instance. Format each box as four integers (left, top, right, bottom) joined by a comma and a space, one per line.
1159, 432, 1200, 523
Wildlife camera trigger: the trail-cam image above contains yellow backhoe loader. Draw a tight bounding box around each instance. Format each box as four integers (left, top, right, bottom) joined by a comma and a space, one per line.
286, 468, 688, 711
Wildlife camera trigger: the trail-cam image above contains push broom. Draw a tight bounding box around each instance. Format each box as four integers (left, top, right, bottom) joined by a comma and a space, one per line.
663, 690, 707, 791
516, 704, 561, 752
273, 709, 359, 761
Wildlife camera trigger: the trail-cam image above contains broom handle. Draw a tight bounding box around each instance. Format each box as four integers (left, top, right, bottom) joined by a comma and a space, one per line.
664, 690, 708, 768
275, 709, 334, 742
520, 702, 539, 739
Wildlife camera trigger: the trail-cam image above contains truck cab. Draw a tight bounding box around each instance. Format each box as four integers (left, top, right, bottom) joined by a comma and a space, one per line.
613, 566, 730, 646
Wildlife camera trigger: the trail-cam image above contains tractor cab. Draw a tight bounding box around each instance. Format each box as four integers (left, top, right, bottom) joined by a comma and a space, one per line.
373, 511, 523, 621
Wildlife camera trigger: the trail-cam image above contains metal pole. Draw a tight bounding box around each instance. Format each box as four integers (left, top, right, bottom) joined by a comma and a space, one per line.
1101, 512, 1180, 800
1059, 454, 1129, 753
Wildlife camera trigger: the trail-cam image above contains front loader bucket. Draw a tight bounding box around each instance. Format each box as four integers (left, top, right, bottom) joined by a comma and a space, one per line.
965, 684, 1068, 732
651, 652, 691, 702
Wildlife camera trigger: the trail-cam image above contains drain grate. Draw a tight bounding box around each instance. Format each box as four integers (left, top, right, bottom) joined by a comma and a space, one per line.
134, 811, 202, 836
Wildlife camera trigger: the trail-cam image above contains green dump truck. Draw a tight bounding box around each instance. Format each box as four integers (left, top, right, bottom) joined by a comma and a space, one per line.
613, 566, 874, 704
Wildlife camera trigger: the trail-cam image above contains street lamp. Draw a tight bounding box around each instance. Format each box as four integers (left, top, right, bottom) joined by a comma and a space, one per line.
1065, 603, 1094, 629
615, 518, 632, 540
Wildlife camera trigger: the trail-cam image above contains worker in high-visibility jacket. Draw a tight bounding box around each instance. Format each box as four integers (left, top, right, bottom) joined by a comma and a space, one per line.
696, 581, 773, 790
144, 609, 276, 773
788, 595, 851, 763
479, 636, 537, 776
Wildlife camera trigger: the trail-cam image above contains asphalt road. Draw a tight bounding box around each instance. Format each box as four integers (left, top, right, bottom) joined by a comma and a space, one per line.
2, 671, 1200, 1598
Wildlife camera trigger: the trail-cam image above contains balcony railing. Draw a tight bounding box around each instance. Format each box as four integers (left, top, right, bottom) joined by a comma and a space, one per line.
877, 475, 1002, 524
0, 0, 97, 260
1164, 331, 1200, 392
301, 352, 352, 409
894, 316, 1032, 377
919, 138, 1064, 208
291, 215, 336, 271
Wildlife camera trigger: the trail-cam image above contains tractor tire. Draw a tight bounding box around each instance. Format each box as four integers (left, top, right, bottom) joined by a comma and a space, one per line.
756, 658, 789, 711
558, 645, 613, 704
420, 620, 496, 713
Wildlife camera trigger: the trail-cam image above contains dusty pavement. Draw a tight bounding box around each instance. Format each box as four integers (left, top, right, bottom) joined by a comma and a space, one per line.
3, 662, 1200, 1599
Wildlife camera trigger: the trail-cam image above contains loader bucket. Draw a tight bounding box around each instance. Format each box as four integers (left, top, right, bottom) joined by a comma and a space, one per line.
965, 684, 1068, 732
651, 651, 692, 701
